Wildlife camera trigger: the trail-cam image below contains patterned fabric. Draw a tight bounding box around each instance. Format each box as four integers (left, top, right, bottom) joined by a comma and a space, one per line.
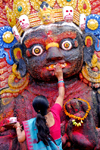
23, 118, 62, 150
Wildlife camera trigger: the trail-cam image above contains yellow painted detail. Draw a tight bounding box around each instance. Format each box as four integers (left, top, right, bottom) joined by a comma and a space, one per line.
82, 65, 100, 82
85, 36, 93, 46
12, 64, 21, 79
13, 47, 22, 61
78, 0, 91, 16
87, 19, 98, 30
46, 42, 59, 50
5, 6, 16, 27
57, 0, 77, 9
3, 31, 14, 43
38, 6, 54, 25
91, 54, 100, 70
13, 0, 30, 18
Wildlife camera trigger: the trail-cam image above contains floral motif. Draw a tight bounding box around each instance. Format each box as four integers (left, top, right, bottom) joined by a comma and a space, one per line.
0, 26, 17, 48
0, 26, 17, 65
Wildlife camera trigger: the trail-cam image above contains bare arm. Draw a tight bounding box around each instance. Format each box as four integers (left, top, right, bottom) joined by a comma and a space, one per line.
54, 64, 65, 107
13, 122, 26, 143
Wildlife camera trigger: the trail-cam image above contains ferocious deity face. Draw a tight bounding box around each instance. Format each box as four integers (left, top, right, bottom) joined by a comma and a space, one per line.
22, 23, 84, 82
19, 15, 30, 30
63, 6, 73, 22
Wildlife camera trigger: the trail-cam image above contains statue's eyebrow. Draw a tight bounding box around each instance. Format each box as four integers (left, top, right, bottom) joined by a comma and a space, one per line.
24, 31, 77, 48
56, 31, 77, 42
24, 37, 46, 48
45, 31, 77, 44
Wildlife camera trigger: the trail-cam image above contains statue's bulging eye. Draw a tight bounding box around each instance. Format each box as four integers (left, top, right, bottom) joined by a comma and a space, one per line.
61, 40, 72, 51
32, 45, 43, 56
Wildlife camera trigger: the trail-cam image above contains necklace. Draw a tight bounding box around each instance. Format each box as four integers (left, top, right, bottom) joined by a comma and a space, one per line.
63, 98, 91, 127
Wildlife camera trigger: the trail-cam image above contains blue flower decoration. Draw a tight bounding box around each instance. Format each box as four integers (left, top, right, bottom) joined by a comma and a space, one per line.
0, 26, 17, 48
0, 26, 17, 65
85, 14, 100, 40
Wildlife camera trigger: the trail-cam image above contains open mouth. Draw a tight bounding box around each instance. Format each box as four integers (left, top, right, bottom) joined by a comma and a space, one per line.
46, 63, 67, 71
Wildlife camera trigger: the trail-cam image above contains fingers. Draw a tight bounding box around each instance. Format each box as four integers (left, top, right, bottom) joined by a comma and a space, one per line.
13, 122, 20, 128
54, 63, 63, 80
55, 63, 62, 69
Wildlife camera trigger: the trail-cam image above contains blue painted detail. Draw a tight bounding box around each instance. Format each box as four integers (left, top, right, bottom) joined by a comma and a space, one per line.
95, 38, 100, 52
0, 26, 17, 48
0, 26, 17, 65
85, 14, 100, 40
0, 48, 14, 65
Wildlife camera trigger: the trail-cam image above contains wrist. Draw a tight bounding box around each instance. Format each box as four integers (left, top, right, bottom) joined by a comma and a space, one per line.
58, 77, 63, 80
58, 79, 63, 81
58, 79, 64, 83
58, 80, 64, 87
16, 126, 21, 130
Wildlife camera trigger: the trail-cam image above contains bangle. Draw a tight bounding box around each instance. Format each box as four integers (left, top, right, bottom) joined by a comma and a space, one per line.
58, 80, 64, 83
58, 82, 64, 87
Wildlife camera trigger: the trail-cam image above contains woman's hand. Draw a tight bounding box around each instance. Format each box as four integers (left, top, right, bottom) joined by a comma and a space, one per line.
54, 63, 63, 80
13, 122, 21, 129
13, 122, 26, 143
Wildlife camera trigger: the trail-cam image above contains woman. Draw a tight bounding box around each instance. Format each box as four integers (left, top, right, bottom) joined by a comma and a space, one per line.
14, 64, 65, 150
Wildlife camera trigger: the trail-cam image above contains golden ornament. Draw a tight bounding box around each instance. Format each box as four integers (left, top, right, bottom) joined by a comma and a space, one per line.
57, 0, 77, 9
3, 31, 14, 43
5, 6, 16, 27
78, 0, 91, 16
87, 19, 98, 30
13, 0, 30, 18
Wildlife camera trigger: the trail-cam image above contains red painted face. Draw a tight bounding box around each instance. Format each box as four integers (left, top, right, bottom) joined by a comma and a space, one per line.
22, 23, 84, 82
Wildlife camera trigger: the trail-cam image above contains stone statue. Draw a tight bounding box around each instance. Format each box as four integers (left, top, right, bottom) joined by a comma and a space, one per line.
0, 0, 100, 150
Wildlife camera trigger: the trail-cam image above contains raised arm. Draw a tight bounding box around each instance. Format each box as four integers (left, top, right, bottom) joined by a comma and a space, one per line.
54, 64, 65, 107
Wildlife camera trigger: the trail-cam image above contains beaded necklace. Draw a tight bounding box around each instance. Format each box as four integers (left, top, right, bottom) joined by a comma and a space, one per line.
63, 98, 91, 127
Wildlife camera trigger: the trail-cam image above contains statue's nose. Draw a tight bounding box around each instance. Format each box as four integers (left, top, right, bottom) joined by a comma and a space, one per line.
46, 43, 63, 61
47, 46, 63, 61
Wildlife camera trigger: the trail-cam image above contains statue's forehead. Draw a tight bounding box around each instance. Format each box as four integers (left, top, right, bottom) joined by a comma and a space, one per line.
24, 29, 77, 49
22, 22, 81, 39
22, 23, 82, 48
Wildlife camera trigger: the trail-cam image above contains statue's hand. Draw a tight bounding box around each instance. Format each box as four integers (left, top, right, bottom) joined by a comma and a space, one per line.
63, 98, 98, 150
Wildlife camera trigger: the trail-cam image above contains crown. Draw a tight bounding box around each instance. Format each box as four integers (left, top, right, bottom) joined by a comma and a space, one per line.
5, 0, 92, 42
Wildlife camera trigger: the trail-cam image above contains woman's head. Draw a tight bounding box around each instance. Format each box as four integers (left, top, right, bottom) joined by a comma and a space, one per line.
32, 95, 49, 116
32, 95, 51, 145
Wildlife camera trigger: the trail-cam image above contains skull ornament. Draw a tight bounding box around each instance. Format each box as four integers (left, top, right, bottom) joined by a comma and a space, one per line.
79, 13, 86, 30
63, 6, 73, 22
12, 26, 21, 41
19, 15, 30, 30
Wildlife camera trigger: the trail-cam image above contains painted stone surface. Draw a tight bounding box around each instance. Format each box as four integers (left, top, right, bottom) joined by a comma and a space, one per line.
0, 0, 100, 150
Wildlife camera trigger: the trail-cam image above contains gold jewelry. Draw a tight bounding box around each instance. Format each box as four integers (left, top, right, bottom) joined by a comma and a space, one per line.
63, 98, 91, 127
